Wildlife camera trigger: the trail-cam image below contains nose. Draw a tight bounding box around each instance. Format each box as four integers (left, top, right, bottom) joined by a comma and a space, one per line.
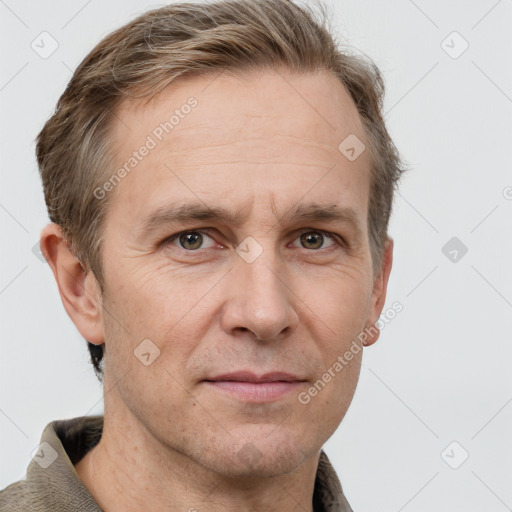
220, 250, 299, 342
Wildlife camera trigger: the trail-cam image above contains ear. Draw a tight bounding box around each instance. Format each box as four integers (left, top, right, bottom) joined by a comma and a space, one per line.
40, 223, 105, 345
362, 236, 394, 347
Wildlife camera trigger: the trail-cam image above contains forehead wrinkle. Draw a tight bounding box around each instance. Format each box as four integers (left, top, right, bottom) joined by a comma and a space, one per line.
156, 134, 341, 160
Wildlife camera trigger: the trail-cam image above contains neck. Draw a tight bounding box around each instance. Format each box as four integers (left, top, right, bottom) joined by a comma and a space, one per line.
75, 394, 319, 512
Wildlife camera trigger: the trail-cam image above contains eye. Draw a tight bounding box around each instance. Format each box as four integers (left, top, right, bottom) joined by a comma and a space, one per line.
166, 230, 217, 251
292, 230, 341, 250
162, 228, 344, 253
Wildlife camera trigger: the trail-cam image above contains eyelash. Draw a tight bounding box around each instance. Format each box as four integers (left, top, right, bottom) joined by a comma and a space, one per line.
162, 228, 346, 252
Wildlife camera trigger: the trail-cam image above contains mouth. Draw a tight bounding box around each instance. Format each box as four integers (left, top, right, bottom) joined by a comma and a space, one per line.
203, 371, 307, 402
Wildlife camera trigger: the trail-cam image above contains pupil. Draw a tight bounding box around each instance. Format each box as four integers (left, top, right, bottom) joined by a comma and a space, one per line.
181, 232, 202, 250
302, 232, 322, 249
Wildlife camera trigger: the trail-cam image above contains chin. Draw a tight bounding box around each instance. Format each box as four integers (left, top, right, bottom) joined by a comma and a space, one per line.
197, 425, 316, 478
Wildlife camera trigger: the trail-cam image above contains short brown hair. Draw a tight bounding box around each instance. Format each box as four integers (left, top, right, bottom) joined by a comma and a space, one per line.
36, 0, 406, 381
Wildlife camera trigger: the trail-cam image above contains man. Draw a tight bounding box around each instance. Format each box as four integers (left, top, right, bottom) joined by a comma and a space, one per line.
0, 0, 404, 510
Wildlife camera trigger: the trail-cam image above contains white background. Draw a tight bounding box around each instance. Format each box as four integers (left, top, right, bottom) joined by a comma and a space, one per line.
1, 0, 511, 510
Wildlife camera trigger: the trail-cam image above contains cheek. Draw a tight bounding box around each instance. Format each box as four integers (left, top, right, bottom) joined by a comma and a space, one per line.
301, 268, 372, 342
101, 263, 219, 371
300, 346, 363, 438
298, 273, 368, 415
104, 261, 187, 329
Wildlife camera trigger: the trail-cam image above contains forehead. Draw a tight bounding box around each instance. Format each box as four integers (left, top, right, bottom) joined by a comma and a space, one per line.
107, 68, 371, 229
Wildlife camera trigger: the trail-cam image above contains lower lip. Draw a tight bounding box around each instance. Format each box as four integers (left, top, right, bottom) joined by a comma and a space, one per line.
204, 381, 303, 402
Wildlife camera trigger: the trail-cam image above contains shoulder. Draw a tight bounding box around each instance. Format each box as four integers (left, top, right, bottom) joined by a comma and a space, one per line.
0, 480, 31, 512
0, 415, 104, 512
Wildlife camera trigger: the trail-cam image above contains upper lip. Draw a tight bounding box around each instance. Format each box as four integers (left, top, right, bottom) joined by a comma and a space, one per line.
205, 371, 305, 383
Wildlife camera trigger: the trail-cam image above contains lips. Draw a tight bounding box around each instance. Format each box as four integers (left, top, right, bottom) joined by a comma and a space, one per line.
205, 371, 304, 383
203, 371, 306, 402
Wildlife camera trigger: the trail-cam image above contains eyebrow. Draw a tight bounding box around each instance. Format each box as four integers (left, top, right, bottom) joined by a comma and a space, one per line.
137, 201, 364, 240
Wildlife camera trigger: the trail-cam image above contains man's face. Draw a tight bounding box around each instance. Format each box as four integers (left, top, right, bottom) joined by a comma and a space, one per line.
97, 68, 383, 476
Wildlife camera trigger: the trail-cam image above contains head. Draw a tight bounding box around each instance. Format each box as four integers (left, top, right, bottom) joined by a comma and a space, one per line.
39, 0, 405, 477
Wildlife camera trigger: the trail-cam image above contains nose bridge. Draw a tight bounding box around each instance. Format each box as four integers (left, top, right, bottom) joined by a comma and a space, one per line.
221, 237, 298, 341
242, 242, 282, 303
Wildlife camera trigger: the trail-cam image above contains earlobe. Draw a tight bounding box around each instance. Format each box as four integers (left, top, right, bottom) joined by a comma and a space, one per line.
40, 223, 105, 345
363, 237, 394, 347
